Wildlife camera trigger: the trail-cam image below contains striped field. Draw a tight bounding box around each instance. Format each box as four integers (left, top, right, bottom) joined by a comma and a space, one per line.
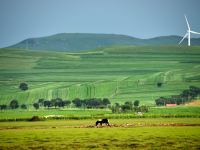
0, 46, 200, 105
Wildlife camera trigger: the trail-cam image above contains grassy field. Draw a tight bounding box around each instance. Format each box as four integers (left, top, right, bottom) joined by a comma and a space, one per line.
0, 118, 199, 149
0, 106, 199, 121
1, 44, 200, 149
0, 46, 200, 105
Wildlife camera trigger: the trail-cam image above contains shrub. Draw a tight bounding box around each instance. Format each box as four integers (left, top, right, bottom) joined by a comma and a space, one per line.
29, 116, 40, 121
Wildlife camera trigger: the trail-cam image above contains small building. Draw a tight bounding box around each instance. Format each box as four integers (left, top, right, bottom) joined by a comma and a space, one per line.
166, 104, 177, 107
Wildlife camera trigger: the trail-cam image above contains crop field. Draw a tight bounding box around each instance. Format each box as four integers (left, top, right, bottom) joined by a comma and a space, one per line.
0, 106, 199, 121
0, 46, 200, 105
0, 118, 199, 149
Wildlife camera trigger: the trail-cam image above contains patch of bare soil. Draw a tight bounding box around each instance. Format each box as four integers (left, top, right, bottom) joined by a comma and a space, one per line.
63, 123, 200, 128
1, 123, 200, 130
185, 100, 200, 106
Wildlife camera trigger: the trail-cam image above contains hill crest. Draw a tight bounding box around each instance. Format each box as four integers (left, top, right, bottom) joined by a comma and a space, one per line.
7, 33, 200, 51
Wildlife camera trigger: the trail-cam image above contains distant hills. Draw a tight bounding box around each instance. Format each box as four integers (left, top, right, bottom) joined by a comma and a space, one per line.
7, 33, 200, 51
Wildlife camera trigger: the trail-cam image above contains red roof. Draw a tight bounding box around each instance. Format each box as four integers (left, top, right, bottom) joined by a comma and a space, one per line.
166, 104, 177, 107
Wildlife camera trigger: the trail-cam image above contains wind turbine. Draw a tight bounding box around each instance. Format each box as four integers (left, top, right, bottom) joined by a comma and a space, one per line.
179, 15, 200, 46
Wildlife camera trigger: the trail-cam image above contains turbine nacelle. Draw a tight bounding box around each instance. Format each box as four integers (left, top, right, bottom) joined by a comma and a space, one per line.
179, 15, 200, 46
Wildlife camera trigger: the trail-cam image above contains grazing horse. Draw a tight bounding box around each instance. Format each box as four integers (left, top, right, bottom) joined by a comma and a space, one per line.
96, 118, 110, 126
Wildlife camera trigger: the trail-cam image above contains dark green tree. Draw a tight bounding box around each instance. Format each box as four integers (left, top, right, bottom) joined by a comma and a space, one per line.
121, 101, 133, 112
21, 104, 27, 109
33, 103, 39, 110
19, 82, 28, 91
0, 104, 7, 110
72, 98, 82, 107
63, 100, 71, 107
50, 99, 56, 108
44, 100, 51, 108
102, 98, 111, 106
10, 99, 19, 109
38, 98, 44, 106
134, 100, 140, 107
55, 98, 63, 108
157, 82, 162, 87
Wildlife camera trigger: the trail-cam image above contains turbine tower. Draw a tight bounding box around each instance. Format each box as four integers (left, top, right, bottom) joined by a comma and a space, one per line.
179, 15, 200, 46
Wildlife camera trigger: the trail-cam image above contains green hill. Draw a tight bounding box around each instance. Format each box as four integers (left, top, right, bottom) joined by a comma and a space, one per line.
0, 46, 200, 105
7, 33, 200, 51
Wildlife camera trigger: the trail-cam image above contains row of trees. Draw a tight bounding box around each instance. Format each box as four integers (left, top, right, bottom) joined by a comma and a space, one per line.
0, 98, 111, 110
111, 100, 149, 113
155, 86, 200, 106
36, 98, 71, 109
72, 98, 110, 108
0, 99, 28, 110
0, 98, 149, 115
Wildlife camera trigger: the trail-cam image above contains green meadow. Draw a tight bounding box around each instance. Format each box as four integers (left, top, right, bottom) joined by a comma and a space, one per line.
0, 46, 200, 105
0, 106, 200, 121
0, 119, 199, 150
1, 46, 200, 149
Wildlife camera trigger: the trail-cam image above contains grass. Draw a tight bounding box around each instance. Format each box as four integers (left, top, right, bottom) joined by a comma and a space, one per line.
0, 125, 199, 149
0, 106, 199, 121
0, 109, 112, 120
0, 118, 199, 128
148, 106, 200, 117
1, 46, 200, 149
0, 46, 200, 105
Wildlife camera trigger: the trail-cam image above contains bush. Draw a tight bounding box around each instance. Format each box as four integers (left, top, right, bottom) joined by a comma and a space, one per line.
29, 116, 40, 121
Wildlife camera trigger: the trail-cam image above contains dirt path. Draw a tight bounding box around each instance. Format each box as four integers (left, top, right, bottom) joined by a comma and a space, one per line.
1, 123, 200, 130
72, 123, 200, 128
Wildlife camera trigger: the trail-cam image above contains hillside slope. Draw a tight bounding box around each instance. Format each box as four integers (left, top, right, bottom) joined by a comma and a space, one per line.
7, 33, 200, 51
0, 46, 200, 105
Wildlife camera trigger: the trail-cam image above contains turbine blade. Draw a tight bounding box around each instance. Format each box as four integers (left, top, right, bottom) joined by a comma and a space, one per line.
179, 33, 188, 44
184, 15, 190, 30
190, 30, 200, 35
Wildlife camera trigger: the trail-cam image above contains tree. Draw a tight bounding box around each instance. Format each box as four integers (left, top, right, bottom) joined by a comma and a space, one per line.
0, 104, 7, 110
44, 100, 51, 108
50, 99, 56, 108
10, 99, 19, 109
121, 101, 133, 112
111, 103, 121, 113
38, 99, 44, 106
55, 98, 63, 108
134, 100, 140, 107
102, 98, 111, 106
138, 105, 149, 113
157, 82, 163, 87
33, 103, 39, 110
19, 82, 28, 91
21, 104, 27, 109
63, 100, 71, 107
72, 98, 82, 107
